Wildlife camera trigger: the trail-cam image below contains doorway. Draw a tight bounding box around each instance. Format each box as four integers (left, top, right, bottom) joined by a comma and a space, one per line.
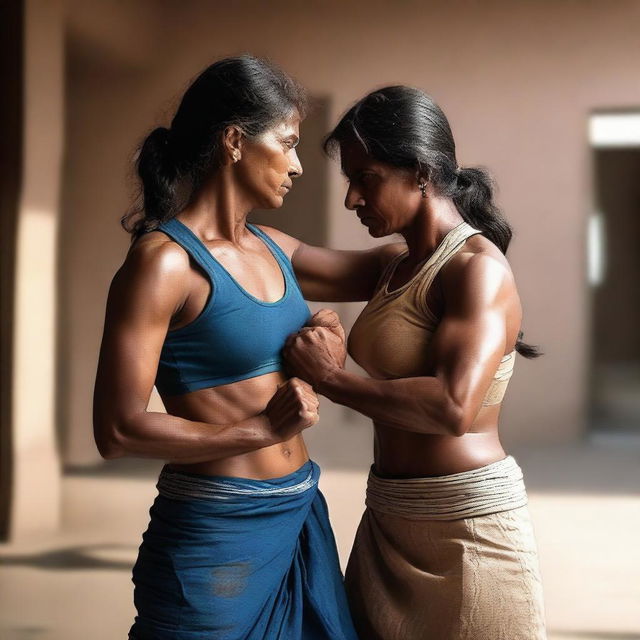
588, 112, 640, 436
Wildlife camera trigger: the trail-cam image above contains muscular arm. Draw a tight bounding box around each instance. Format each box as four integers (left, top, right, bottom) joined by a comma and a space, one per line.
293, 253, 518, 436
93, 238, 312, 463
257, 224, 405, 301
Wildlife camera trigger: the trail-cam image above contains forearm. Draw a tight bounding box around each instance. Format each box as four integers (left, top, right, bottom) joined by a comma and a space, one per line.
97, 411, 278, 464
317, 369, 463, 436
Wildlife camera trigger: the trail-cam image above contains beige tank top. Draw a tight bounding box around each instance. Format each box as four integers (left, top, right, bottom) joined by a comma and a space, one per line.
348, 222, 515, 407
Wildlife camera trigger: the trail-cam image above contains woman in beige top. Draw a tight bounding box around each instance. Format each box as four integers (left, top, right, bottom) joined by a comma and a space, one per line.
282, 86, 547, 639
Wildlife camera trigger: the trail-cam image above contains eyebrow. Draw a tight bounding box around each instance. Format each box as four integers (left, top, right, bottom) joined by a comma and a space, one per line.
340, 167, 365, 179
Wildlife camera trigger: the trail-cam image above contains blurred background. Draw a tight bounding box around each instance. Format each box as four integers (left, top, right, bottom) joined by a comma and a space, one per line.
1, 0, 639, 638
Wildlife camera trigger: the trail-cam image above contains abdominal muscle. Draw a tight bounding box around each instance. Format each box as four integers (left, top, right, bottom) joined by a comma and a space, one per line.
161, 371, 309, 480
372, 404, 507, 478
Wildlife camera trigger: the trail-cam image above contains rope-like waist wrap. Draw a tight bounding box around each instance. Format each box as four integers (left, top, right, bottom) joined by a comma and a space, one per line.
156, 462, 318, 502
366, 455, 528, 521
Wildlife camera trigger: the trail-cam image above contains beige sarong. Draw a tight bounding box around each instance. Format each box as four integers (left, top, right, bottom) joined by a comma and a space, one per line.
345, 456, 546, 640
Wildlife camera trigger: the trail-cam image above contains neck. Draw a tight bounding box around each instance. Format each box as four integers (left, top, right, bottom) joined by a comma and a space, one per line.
400, 195, 465, 264
176, 167, 254, 243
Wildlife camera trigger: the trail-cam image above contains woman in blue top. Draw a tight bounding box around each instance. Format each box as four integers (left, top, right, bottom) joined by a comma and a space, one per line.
93, 56, 379, 639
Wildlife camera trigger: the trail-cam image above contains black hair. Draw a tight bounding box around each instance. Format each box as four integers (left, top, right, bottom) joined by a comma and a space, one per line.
324, 85, 540, 358
122, 55, 306, 237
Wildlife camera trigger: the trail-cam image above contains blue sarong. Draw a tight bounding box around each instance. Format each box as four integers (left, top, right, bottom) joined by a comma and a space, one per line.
129, 460, 358, 640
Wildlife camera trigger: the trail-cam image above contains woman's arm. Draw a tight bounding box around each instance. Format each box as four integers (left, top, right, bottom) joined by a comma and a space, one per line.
256, 224, 406, 302
93, 237, 318, 463
285, 252, 517, 436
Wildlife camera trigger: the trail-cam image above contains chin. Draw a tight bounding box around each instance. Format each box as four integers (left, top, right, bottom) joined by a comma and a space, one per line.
260, 195, 285, 210
367, 226, 388, 238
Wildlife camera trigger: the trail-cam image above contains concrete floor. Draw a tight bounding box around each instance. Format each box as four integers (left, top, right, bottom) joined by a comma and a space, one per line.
1, 442, 639, 640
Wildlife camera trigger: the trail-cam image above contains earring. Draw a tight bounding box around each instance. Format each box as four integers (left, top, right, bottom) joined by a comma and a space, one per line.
233, 152, 240, 163
419, 182, 427, 198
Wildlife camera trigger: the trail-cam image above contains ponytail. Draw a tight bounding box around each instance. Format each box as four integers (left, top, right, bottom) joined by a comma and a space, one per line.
515, 331, 542, 358
452, 167, 511, 255
121, 127, 180, 237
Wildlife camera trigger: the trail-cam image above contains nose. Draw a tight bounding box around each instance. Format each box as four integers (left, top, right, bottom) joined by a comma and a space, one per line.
345, 183, 364, 210
288, 149, 303, 178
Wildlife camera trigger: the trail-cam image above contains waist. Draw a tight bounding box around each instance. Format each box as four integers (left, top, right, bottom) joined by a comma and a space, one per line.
158, 459, 319, 502
164, 371, 309, 477
170, 436, 310, 479
366, 455, 527, 521
373, 425, 505, 477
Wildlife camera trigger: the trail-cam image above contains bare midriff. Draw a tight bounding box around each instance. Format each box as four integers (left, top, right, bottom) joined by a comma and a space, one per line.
162, 370, 309, 480
372, 403, 506, 478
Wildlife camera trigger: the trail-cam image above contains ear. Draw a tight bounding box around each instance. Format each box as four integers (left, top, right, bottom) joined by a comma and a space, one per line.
414, 166, 430, 184
222, 125, 245, 164
414, 166, 434, 198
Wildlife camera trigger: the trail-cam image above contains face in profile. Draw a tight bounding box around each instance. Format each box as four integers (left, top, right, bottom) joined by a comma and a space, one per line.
236, 110, 303, 210
340, 141, 422, 238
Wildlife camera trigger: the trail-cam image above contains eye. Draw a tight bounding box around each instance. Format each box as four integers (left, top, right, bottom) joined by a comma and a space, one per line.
359, 172, 376, 184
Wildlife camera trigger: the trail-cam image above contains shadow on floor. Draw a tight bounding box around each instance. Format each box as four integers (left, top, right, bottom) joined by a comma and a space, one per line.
0, 544, 137, 571
1, 628, 50, 639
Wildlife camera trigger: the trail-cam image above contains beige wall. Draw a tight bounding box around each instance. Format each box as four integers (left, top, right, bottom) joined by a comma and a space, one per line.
9, 0, 64, 537
60, 0, 640, 465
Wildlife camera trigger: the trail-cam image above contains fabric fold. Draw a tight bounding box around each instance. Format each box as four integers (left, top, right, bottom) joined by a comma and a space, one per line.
346, 456, 546, 640
130, 461, 357, 640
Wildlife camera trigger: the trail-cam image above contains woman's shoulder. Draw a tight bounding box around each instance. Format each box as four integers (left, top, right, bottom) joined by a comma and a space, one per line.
115, 231, 192, 292
440, 236, 516, 303
129, 230, 189, 267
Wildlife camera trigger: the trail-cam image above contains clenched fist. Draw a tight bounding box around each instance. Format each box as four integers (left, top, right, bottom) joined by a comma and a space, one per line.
283, 309, 347, 388
307, 308, 345, 343
263, 377, 319, 441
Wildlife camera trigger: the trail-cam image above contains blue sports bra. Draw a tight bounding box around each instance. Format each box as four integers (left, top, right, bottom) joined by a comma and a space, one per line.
153, 218, 311, 396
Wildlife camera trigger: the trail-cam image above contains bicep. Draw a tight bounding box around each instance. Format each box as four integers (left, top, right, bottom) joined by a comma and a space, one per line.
93, 248, 185, 433
427, 257, 510, 424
